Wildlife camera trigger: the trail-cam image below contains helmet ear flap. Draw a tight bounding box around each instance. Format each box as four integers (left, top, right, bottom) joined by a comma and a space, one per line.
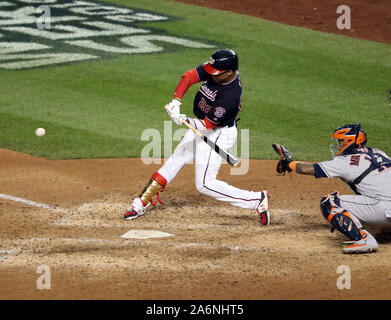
356, 130, 367, 148
357, 127, 367, 148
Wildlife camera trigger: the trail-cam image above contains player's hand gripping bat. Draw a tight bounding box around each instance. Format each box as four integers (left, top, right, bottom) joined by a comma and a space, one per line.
164, 104, 239, 166
181, 120, 239, 166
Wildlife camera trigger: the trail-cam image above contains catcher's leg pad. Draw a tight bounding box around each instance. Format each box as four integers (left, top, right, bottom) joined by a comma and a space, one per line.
139, 171, 167, 206
320, 192, 341, 221
320, 192, 365, 241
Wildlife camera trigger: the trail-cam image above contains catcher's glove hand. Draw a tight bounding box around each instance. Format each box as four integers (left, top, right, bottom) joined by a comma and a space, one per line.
272, 143, 293, 175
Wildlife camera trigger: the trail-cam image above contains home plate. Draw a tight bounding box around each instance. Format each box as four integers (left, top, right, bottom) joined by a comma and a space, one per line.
121, 229, 174, 239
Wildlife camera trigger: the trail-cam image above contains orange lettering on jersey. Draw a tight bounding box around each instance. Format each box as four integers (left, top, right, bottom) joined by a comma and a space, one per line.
350, 155, 360, 166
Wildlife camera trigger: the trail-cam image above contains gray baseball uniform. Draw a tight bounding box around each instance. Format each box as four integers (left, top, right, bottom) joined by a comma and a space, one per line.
314, 147, 391, 226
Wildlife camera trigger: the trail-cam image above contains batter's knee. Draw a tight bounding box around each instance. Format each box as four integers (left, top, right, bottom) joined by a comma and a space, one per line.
195, 178, 205, 193
195, 178, 214, 196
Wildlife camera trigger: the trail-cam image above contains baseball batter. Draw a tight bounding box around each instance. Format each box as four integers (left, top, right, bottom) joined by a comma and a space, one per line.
274, 124, 391, 253
124, 49, 270, 224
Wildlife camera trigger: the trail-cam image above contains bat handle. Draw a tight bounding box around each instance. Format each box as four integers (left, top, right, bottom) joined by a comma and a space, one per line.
182, 119, 203, 137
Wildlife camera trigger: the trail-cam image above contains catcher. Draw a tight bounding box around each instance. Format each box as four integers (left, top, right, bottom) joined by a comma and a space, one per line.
273, 123, 391, 254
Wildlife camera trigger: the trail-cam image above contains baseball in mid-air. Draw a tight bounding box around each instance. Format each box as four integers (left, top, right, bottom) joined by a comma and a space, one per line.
35, 128, 46, 137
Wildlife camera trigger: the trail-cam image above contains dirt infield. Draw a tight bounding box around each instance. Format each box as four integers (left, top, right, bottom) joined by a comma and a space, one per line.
174, 0, 391, 44
1, 149, 391, 300
1, 0, 391, 301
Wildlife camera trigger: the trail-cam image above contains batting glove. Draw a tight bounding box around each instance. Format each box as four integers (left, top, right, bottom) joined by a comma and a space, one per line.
166, 98, 182, 115
170, 111, 187, 126
165, 98, 187, 125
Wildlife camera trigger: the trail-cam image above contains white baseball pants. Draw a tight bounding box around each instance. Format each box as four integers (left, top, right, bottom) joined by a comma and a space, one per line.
158, 122, 263, 210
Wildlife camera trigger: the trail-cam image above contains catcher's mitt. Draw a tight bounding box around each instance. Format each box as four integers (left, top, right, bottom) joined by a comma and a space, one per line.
272, 143, 293, 175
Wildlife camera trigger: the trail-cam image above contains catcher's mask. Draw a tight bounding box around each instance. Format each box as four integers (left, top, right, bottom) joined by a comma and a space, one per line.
330, 123, 367, 157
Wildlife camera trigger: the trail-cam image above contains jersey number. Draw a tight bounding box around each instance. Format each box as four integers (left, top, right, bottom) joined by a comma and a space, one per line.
198, 98, 211, 114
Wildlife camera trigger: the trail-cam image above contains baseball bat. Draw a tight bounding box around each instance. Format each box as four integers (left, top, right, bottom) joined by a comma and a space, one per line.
181, 119, 240, 167
164, 104, 239, 166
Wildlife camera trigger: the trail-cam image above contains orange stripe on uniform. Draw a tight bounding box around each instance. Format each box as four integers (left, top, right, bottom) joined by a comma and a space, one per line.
327, 212, 335, 223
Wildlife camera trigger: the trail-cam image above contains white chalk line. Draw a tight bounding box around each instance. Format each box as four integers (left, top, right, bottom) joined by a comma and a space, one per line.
53, 221, 252, 230
0, 193, 71, 213
22, 237, 252, 251
0, 195, 296, 217
1, 236, 250, 250
0, 249, 21, 262
0, 236, 252, 267
0, 193, 72, 263
54, 210, 297, 230
0, 197, 296, 265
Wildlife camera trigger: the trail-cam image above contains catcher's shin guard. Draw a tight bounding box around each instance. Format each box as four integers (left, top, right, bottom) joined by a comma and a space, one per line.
139, 171, 167, 207
320, 192, 366, 241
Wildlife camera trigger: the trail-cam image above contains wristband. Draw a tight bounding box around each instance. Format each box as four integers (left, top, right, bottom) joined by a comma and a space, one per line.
289, 161, 298, 172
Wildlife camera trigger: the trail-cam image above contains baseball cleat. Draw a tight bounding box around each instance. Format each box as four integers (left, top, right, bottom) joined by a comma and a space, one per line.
124, 198, 147, 220
342, 239, 378, 254
257, 191, 270, 226
124, 208, 139, 220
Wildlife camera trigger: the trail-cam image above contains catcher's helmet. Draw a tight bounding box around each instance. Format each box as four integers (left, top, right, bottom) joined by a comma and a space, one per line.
204, 48, 239, 75
332, 123, 367, 156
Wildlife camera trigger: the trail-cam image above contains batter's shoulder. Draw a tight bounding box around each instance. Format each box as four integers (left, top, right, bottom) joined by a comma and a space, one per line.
195, 64, 211, 82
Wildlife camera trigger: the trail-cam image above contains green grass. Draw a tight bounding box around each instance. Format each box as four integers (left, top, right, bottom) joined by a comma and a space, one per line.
0, 111, 135, 158
0, 0, 390, 161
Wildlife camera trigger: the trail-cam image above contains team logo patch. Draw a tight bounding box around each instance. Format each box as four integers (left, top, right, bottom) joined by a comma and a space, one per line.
214, 106, 226, 118
0, 0, 217, 70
